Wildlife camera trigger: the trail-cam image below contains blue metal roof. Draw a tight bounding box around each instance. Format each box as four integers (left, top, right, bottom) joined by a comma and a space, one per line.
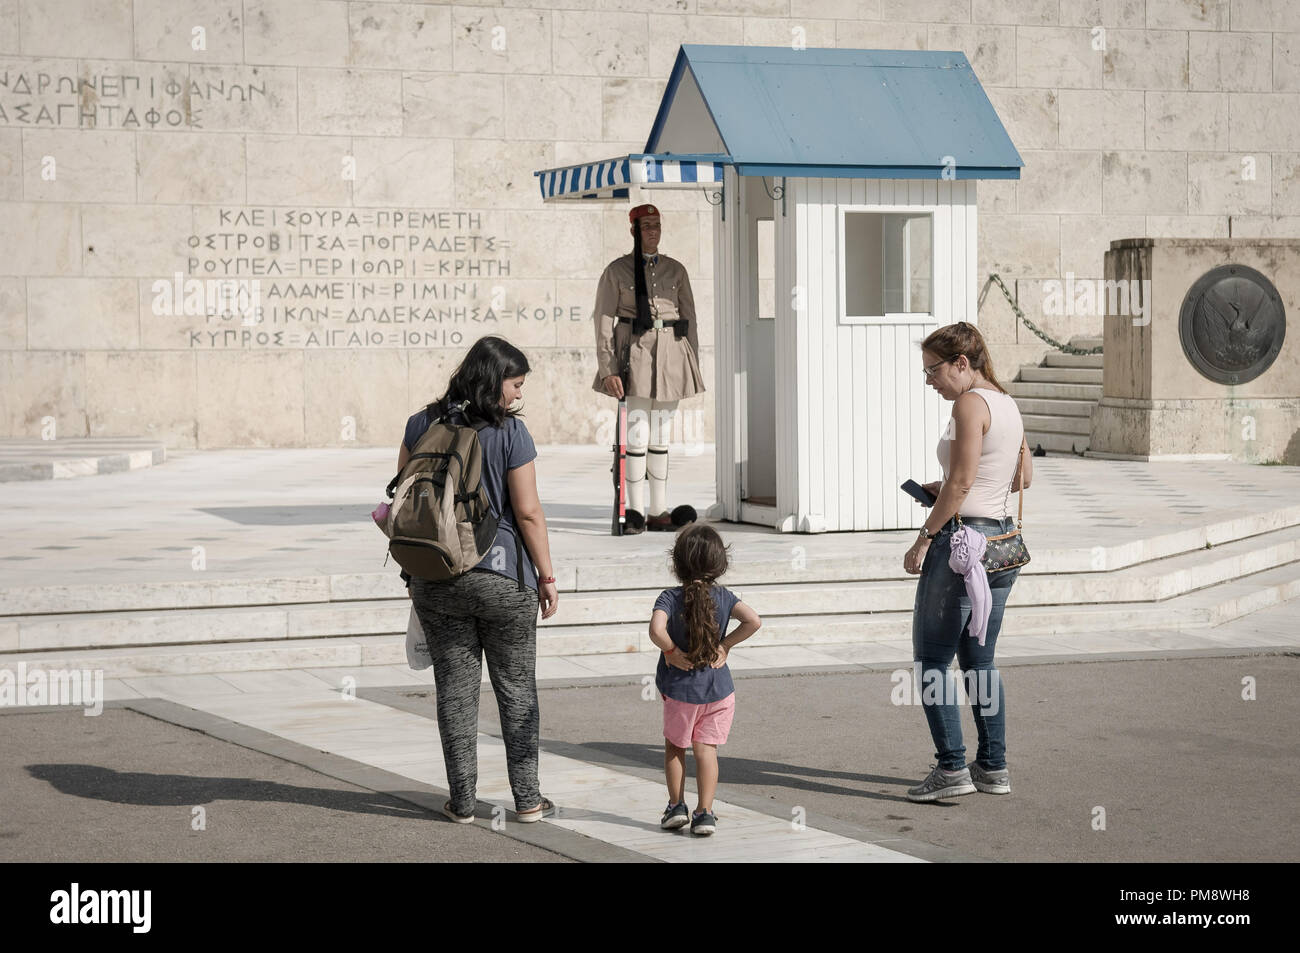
645, 45, 1023, 180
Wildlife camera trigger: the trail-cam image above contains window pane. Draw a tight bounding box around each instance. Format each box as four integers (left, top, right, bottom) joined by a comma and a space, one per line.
844, 211, 932, 318
757, 218, 775, 320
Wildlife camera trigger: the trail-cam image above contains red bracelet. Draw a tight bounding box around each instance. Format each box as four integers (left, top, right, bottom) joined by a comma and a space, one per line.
664, 645, 676, 654
539, 576, 556, 584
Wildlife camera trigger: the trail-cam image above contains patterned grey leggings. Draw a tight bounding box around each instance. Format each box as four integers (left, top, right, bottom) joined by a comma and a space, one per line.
409, 570, 541, 816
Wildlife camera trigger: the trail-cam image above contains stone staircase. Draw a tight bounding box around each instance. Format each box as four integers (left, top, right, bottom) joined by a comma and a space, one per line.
1006, 336, 1103, 455
4, 515, 1300, 678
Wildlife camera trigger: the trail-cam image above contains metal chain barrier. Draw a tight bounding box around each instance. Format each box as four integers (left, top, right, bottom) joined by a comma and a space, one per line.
986, 273, 1104, 356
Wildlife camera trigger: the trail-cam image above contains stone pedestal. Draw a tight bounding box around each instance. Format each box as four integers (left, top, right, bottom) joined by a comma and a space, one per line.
1089, 239, 1300, 465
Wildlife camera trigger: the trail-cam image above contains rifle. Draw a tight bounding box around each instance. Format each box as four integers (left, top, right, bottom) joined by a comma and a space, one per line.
610, 337, 631, 536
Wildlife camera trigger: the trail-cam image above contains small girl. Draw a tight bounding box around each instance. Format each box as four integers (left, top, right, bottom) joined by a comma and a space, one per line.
648, 523, 761, 836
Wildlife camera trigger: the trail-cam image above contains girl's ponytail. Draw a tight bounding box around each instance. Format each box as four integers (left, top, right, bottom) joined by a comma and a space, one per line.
682, 577, 720, 667
670, 524, 730, 668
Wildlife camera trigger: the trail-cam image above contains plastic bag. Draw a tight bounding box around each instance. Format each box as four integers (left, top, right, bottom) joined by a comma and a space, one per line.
405, 604, 432, 670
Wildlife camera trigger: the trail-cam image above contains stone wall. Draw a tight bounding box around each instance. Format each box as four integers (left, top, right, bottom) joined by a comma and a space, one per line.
2, 0, 1298, 447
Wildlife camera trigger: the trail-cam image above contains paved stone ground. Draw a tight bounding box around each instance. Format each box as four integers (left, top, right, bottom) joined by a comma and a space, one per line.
516, 653, 1300, 863
4, 648, 1296, 863
0, 706, 571, 863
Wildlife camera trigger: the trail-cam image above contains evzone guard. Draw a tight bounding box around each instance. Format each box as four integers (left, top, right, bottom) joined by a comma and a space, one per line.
593, 204, 704, 535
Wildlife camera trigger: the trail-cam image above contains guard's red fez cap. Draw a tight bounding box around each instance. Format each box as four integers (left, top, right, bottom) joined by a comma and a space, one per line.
629, 204, 660, 223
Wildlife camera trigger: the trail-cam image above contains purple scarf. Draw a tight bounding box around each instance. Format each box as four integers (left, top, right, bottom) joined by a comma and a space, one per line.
947, 526, 992, 646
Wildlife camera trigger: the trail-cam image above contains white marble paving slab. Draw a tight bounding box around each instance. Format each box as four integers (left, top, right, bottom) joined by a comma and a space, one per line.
1195, 628, 1298, 649
165, 685, 925, 863
812, 640, 914, 665
121, 673, 249, 698
557, 652, 659, 677
536, 656, 621, 680
302, 665, 435, 688
994, 636, 1086, 657
214, 669, 336, 694
727, 645, 855, 669
100, 677, 147, 700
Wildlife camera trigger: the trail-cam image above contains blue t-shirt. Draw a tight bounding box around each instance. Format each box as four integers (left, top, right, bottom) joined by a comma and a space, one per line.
654, 585, 739, 705
402, 406, 539, 591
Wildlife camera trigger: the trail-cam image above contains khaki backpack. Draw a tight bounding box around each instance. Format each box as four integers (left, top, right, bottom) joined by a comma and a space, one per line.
381, 401, 499, 581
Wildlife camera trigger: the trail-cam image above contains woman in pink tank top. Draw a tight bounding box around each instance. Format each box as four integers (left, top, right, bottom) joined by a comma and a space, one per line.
901, 322, 1033, 803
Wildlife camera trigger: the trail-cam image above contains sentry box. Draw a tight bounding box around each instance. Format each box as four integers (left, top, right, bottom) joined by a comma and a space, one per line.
536, 45, 1022, 532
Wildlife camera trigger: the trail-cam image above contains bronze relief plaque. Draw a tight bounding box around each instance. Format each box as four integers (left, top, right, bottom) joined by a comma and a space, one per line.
1179, 264, 1285, 385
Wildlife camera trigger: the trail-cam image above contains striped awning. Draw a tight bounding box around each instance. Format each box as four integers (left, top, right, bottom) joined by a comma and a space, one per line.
535, 153, 727, 202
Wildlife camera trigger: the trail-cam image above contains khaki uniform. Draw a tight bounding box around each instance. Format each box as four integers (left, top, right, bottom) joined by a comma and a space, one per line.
591, 253, 706, 400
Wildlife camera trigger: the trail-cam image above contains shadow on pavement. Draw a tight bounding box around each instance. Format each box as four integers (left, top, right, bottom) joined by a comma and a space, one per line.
548, 740, 925, 805
25, 763, 431, 820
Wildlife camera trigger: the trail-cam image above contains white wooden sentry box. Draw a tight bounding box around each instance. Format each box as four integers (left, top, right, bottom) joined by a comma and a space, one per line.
536, 45, 1023, 532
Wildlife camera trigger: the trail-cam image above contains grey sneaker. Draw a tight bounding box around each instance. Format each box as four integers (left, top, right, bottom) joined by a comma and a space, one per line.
969, 762, 1011, 794
690, 810, 717, 836
906, 764, 977, 802
660, 801, 690, 830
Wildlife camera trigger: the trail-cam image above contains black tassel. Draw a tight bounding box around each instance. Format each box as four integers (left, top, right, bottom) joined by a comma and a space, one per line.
632, 227, 653, 336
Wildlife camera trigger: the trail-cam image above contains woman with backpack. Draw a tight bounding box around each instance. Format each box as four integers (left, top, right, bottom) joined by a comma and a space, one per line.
901, 322, 1032, 803
397, 336, 559, 825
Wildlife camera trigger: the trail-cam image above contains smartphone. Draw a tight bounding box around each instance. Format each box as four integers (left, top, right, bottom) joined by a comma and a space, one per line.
900, 479, 937, 507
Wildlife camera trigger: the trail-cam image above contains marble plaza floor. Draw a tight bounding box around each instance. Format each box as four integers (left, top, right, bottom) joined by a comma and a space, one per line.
2, 442, 1300, 589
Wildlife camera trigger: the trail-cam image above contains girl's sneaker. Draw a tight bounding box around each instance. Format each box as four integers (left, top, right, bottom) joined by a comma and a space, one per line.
660, 801, 690, 830
968, 762, 1011, 794
691, 810, 717, 836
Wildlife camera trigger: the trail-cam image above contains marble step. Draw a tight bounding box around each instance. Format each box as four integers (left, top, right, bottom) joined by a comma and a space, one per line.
1017, 365, 1104, 384
6, 505, 1300, 619
1021, 413, 1091, 436
1005, 381, 1103, 401
1042, 351, 1104, 369
1024, 431, 1090, 454
5, 562, 1299, 677
7, 525, 1300, 652
1070, 336, 1103, 350
1013, 396, 1096, 417
0, 440, 167, 482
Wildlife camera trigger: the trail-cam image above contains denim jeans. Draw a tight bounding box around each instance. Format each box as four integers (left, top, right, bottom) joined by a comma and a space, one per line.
911, 516, 1022, 771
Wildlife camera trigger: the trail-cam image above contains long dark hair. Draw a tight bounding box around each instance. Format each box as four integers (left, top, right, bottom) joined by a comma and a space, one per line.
428, 336, 530, 426
920, 321, 1007, 394
670, 524, 731, 668
631, 225, 653, 334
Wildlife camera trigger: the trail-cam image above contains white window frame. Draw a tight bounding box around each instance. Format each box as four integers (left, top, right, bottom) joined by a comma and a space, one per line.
837, 205, 937, 326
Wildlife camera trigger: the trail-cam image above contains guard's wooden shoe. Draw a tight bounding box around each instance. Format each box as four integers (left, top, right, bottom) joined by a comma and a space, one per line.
623, 510, 646, 535
647, 511, 675, 531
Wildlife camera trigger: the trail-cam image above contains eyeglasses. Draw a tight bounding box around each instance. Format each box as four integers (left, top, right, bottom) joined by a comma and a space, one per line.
922, 357, 955, 379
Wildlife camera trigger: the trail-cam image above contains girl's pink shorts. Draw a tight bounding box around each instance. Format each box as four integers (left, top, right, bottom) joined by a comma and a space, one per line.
662, 693, 736, 748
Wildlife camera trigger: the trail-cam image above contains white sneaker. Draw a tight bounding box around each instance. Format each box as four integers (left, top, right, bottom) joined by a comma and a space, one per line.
968, 762, 1011, 795
906, 764, 977, 802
